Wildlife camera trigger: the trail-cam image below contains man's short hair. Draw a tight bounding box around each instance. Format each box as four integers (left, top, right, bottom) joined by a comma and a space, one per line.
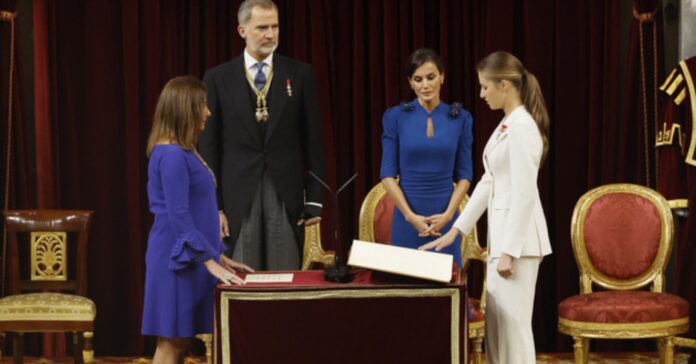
238, 0, 278, 25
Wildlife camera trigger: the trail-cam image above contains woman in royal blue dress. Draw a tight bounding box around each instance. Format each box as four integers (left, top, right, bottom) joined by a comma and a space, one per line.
380, 48, 474, 267
142, 76, 253, 364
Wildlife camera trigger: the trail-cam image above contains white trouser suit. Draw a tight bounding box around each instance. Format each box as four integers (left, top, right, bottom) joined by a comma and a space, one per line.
453, 106, 552, 364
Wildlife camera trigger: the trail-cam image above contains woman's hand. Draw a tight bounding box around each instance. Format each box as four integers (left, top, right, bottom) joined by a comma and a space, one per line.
204, 259, 245, 285
406, 213, 431, 237
497, 253, 515, 278
219, 211, 230, 240
220, 254, 254, 273
418, 228, 459, 251
422, 211, 454, 237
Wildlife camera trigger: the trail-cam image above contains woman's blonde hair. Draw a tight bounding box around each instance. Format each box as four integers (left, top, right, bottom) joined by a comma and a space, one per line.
146, 76, 207, 156
477, 51, 550, 164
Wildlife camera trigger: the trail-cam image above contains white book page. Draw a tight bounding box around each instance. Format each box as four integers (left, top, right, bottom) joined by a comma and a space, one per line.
347, 240, 453, 283
244, 273, 294, 283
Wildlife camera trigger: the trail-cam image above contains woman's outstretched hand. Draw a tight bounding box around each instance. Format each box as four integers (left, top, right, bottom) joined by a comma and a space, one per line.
418, 228, 459, 252
204, 259, 245, 285
220, 254, 254, 273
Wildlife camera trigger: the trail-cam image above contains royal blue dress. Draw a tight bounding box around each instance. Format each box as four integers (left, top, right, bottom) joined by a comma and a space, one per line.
141, 145, 225, 338
380, 100, 473, 267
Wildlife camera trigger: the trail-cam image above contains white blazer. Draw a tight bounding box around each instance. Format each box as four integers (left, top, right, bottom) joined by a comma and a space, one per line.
453, 106, 552, 258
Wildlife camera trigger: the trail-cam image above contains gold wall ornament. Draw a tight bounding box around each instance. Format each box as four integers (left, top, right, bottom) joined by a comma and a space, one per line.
31, 231, 67, 281
660, 68, 677, 91
655, 122, 683, 149
678, 60, 696, 167
675, 88, 687, 105
666, 74, 683, 96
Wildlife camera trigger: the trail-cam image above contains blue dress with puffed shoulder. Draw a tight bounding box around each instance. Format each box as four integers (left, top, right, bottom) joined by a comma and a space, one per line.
380, 100, 473, 267
141, 144, 225, 338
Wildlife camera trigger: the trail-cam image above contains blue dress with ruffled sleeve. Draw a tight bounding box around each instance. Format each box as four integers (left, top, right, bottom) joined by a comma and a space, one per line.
380, 100, 473, 267
141, 144, 225, 338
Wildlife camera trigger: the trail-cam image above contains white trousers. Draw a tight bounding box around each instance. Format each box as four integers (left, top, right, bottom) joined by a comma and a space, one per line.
485, 256, 541, 364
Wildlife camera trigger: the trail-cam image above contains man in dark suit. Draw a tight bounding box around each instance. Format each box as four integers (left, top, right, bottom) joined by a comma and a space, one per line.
199, 0, 325, 270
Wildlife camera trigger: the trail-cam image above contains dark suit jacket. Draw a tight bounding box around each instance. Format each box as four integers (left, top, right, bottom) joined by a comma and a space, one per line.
199, 53, 326, 247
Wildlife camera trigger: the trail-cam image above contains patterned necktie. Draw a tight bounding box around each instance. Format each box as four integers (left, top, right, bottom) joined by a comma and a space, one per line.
254, 62, 266, 91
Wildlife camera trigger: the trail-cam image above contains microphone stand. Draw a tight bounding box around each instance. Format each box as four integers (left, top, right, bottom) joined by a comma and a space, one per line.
309, 171, 356, 283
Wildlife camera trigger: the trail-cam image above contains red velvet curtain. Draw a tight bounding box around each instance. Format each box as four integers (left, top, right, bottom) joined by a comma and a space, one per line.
1, 0, 35, 354
0, 3, 31, 220
0, 0, 31, 293
12, 0, 667, 357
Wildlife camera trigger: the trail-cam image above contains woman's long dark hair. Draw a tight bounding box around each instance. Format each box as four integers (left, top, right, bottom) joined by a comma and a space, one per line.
146, 76, 207, 156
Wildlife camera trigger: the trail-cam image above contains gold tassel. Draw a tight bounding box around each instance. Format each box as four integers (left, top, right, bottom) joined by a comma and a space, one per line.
426, 116, 434, 138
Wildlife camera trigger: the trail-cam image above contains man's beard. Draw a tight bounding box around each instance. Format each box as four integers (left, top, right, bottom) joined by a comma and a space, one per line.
256, 42, 278, 57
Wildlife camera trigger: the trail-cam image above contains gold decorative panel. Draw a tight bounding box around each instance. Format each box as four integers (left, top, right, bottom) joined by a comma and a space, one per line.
30, 231, 67, 281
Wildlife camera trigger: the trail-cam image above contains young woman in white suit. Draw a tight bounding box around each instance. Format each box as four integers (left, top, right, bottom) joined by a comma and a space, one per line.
420, 51, 552, 364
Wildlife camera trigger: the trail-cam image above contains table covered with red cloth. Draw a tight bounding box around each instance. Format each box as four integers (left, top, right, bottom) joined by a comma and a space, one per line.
214, 269, 467, 364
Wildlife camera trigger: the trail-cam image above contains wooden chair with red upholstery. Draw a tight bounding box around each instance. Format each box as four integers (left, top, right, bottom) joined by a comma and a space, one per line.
0, 210, 96, 364
358, 182, 486, 364
558, 184, 690, 364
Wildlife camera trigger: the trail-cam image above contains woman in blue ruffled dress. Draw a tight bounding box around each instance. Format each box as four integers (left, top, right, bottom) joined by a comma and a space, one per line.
380, 48, 474, 267
141, 76, 253, 364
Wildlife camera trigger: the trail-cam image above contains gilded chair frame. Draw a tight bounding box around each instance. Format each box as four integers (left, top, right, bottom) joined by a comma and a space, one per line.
358, 182, 487, 364
569, 183, 674, 295
459, 200, 487, 364
559, 184, 689, 364
358, 182, 388, 242
301, 223, 335, 271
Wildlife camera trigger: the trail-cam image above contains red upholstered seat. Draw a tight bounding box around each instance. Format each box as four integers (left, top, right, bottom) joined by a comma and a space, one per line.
559, 291, 689, 323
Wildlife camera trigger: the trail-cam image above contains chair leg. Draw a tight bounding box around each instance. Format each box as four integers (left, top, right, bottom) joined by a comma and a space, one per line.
72, 332, 84, 364
572, 337, 589, 364
472, 337, 483, 364
83, 331, 94, 363
659, 337, 666, 362
658, 337, 675, 364
195, 334, 213, 364
12, 332, 22, 364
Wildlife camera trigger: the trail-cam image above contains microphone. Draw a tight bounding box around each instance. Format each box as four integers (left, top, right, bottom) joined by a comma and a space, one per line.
309, 171, 357, 283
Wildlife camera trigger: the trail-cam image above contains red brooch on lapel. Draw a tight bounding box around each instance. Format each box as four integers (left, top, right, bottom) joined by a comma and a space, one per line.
496, 124, 508, 141
286, 79, 293, 97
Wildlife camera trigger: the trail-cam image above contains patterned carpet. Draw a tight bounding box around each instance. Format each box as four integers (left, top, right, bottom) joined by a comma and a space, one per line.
0, 353, 693, 363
